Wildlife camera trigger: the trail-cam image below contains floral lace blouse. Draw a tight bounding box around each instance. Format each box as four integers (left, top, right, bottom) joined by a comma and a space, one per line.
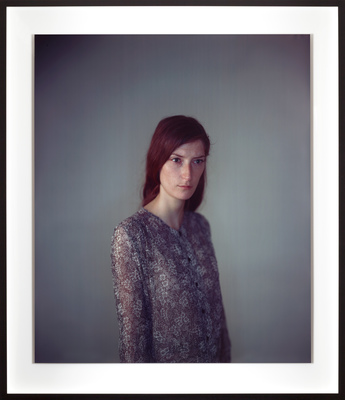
111, 208, 231, 363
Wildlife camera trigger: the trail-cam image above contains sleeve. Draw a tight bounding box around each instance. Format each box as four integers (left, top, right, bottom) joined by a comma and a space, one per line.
199, 213, 231, 362
220, 307, 231, 362
111, 224, 152, 362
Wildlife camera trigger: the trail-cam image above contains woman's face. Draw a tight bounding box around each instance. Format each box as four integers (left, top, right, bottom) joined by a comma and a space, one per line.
159, 140, 206, 204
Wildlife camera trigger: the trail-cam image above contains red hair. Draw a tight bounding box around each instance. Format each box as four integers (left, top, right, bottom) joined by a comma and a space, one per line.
142, 115, 211, 211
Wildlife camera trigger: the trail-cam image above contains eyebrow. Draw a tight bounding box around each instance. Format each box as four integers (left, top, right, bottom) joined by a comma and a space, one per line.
171, 153, 206, 158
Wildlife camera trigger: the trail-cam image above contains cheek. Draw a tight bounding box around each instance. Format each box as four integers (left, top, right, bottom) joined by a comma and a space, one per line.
160, 164, 175, 184
195, 165, 205, 180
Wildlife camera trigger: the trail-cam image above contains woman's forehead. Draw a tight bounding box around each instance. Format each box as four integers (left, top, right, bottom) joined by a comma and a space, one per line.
172, 140, 205, 156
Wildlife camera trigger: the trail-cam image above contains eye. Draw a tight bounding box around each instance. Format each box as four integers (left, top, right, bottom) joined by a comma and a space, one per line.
171, 157, 181, 163
193, 158, 205, 165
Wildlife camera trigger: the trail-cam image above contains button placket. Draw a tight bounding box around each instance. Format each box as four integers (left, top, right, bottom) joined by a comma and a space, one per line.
180, 231, 206, 326
179, 231, 194, 270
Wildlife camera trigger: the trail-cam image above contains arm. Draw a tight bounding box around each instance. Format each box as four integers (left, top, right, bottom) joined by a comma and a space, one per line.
111, 225, 151, 362
198, 213, 231, 362
220, 307, 231, 362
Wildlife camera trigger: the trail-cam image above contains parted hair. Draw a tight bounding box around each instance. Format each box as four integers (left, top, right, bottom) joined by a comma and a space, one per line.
142, 115, 211, 211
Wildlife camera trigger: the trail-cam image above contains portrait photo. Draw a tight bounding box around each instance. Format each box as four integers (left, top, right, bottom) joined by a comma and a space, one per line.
34, 34, 311, 364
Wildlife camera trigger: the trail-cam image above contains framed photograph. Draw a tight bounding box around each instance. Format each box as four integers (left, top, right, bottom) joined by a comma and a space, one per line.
4, 2, 339, 397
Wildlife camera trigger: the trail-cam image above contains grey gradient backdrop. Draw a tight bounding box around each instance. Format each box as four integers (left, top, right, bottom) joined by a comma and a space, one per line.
35, 35, 311, 363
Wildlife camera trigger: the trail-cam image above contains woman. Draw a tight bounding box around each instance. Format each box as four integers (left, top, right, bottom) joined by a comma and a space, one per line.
111, 115, 231, 363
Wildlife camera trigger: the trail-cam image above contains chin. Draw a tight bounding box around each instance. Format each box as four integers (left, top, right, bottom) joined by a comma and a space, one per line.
177, 192, 195, 201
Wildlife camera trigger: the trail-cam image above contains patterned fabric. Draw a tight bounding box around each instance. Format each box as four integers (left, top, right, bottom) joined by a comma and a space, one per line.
111, 208, 231, 363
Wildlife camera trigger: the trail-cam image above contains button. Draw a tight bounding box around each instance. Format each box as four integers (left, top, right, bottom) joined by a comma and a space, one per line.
195, 282, 198, 287
188, 257, 191, 262
179, 231, 182, 236
202, 309, 205, 314
206, 336, 209, 341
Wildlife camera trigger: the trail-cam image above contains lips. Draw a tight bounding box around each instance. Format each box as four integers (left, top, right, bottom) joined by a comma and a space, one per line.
178, 185, 193, 189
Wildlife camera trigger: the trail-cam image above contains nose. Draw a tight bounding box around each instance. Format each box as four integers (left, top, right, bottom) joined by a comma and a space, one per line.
181, 162, 192, 181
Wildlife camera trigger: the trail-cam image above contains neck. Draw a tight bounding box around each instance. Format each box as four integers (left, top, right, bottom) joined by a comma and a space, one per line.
144, 193, 185, 231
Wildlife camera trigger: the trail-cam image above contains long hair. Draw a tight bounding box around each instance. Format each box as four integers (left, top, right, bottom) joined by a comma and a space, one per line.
142, 115, 211, 212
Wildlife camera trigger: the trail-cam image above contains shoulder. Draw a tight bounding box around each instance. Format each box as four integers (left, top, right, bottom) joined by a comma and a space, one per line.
113, 209, 148, 245
115, 209, 147, 232
185, 211, 211, 233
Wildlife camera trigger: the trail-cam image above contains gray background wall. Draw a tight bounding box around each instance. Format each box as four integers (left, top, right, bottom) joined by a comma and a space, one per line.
35, 35, 310, 363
